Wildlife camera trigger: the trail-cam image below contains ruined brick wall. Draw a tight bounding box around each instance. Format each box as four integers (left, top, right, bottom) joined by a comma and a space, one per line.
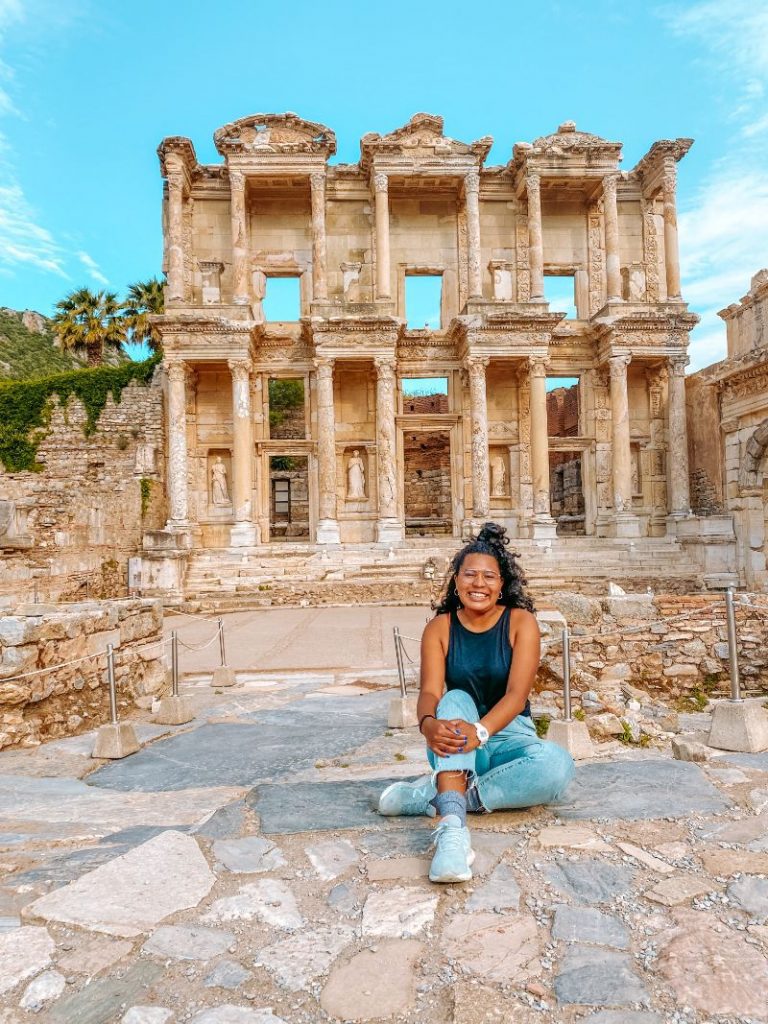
0, 598, 166, 750
0, 379, 166, 601
546, 385, 579, 437
403, 431, 451, 529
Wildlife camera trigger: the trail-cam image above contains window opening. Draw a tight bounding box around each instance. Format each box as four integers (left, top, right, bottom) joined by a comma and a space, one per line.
546, 378, 579, 437
401, 377, 449, 413
405, 275, 442, 329
268, 378, 305, 440
544, 274, 577, 319
269, 455, 309, 540
263, 276, 301, 322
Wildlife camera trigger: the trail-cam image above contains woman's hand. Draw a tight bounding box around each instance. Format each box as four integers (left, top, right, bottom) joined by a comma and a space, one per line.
422, 717, 479, 756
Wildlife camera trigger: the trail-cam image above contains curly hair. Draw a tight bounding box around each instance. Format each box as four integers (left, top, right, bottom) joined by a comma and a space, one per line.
433, 521, 535, 614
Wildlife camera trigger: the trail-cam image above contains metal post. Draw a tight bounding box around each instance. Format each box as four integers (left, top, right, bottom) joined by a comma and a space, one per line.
393, 627, 407, 698
171, 631, 179, 697
106, 643, 118, 725
562, 625, 572, 722
218, 617, 226, 667
725, 588, 741, 701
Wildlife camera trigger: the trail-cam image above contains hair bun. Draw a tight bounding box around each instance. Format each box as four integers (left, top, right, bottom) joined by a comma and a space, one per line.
477, 521, 509, 547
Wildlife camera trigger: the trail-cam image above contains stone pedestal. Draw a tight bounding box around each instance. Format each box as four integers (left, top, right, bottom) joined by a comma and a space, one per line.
708, 701, 768, 753
92, 722, 141, 760
154, 695, 195, 726
529, 518, 558, 540
230, 522, 258, 547
548, 719, 595, 760
316, 518, 342, 544
212, 666, 237, 688
387, 695, 419, 729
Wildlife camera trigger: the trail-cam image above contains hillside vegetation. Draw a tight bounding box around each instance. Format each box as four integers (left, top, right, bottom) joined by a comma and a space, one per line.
0, 308, 84, 380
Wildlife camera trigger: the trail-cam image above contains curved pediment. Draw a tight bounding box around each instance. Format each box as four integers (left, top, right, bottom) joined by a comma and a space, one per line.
214, 113, 336, 157
514, 121, 622, 164
360, 113, 492, 168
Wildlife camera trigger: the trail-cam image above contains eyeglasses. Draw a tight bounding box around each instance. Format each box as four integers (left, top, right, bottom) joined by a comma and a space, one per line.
458, 569, 501, 583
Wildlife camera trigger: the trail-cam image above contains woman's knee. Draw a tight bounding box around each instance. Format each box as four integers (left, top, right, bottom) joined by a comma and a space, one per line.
436, 689, 479, 721
540, 741, 575, 799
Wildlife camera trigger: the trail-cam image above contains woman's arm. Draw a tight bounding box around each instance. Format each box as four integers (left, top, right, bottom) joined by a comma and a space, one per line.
418, 616, 467, 757
455, 609, 540, 750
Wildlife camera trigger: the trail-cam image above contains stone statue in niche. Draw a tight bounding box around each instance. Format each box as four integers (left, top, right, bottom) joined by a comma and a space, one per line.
211, 457, 231, 505
347, 450, 366, 499
491, 454, 507, 497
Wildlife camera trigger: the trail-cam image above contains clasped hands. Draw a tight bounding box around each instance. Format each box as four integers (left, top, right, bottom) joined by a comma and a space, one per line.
422, 717, 481, 757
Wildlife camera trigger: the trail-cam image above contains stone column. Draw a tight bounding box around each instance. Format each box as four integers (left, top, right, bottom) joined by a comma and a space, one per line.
166, 359, 189, 526
528, 355, 556, 536
374, 356, 403, 542
526, 173, 545, 302
166, 164, 186, 304
465, 171, 482, 300
661, 166, 682, 300
603, 174, 622, 303
228, 359, 258, 546
373, 172, 391, 300
466, 355, 490, 521
310, 172, 328, 302
608, 354, 640, 536
667, 356, 691, 519
314, 358, 340, 544
229, 169, 250, 305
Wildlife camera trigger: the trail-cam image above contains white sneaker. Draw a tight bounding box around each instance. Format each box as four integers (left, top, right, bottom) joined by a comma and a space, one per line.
378, 774, 437, 817
429, 814, 475, 883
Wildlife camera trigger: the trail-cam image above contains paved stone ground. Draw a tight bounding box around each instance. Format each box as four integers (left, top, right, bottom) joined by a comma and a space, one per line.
1, 608, 768, 1023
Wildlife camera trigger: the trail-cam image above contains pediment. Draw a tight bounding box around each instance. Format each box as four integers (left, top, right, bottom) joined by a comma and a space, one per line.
214, 113, 336, 157
360, 113, 492, 168
513, 122, 622, 165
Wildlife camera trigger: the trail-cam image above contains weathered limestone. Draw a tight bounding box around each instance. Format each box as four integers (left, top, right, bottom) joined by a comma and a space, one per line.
315, 358, 340, 544
708, 700, 768, 753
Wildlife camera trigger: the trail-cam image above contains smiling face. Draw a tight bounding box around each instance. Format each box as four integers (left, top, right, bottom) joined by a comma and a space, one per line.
454, 552, 503, 614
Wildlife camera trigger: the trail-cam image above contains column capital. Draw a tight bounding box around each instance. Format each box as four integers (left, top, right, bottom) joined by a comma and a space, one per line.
314, 356, 335, 378
227, 358, 252, 382
526, 171, 541, 197
166, 166, 187, 195
668, 355, 688, 377
165, 358, 187, 383
465, 169, 480, 194
309, 171, 326, 191
373, 171, 389, 194
527, 354, 550, 377
602, 172, 619, 200
374, 355, 397, 377
229, 168, 245, 192
464, 354, 489, 373
608, 353, 632, 377
660, 164, 677, 197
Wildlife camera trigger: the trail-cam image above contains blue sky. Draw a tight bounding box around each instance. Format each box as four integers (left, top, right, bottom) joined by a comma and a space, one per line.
0, 0, 766, 370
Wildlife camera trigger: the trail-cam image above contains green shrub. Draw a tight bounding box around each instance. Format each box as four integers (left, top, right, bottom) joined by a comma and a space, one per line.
535, 715, 550, 738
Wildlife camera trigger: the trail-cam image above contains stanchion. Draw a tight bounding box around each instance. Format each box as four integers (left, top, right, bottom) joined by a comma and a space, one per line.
92, 643, 141, 759
547, 624, 594, 760
154, 631, 195, 725
387, 627, 419, 729
708, 588, 768, 752
212, 616, 237, 687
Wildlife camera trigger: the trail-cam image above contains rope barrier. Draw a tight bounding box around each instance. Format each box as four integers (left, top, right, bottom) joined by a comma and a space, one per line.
176, 622, 223, 652
0, 649, 107, 683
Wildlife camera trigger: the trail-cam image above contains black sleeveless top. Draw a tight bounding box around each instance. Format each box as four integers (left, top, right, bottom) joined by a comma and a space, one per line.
445, 606, 532, 718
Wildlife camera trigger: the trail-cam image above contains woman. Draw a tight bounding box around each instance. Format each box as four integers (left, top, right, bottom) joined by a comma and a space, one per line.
378, 522, 574, 883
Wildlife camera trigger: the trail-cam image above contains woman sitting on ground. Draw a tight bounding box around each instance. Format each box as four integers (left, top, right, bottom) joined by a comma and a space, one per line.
378, 522, 575, 883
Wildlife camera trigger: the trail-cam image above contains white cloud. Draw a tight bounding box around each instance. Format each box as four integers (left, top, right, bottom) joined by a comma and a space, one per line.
77, 250, 108, 285
0, 181, 67, 277
661, 2, 768, 82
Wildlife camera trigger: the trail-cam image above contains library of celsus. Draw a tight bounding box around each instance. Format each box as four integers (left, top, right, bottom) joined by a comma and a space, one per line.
137, 111, 729, 596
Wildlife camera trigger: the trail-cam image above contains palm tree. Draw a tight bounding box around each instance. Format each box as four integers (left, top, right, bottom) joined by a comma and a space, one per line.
52, 287, 127, 367
122, 278, 164, 354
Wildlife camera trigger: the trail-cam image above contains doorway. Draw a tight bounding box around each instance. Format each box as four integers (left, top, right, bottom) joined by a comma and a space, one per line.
403, 431, 452, 536
549, 451, 586, 535
269, 456, 309, 540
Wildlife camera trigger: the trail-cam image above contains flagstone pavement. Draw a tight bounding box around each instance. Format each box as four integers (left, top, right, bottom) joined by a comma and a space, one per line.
1, 607, 768, 1024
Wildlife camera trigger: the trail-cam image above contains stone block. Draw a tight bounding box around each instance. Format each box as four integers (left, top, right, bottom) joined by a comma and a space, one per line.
672, 734, 712, 762
548, 719, 595, 759
708, 701, 768, 752
602, 594, 655, 621
211, 666, 237, 688
387, 694, 418, 728
153, 695, 195, 725
91, 722, 141, 760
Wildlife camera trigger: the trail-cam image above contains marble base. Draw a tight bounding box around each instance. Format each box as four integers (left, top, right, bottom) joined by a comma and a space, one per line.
605, 513, 642, 538
376, 518, 404, 544
528, 517, 558, 540
229, 522, 259, 547
316, 519, 341, 545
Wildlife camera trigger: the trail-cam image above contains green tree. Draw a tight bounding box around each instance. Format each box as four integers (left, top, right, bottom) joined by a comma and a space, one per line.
52, 287, 127, 367
123, 277, 164, 354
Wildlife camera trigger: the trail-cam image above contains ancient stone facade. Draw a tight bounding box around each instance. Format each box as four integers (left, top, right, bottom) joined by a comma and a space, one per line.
0, 381, 166, 602
147, 112, 700, 594
688, 270, 768, 591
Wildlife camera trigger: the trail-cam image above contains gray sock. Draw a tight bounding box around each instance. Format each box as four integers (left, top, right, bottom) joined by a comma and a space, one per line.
433, 791, 467, 826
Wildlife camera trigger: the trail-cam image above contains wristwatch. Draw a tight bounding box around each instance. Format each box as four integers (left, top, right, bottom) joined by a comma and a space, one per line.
475, 723, 490, 747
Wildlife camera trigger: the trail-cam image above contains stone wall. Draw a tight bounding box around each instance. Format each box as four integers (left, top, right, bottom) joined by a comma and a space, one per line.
541, 593, 768, 705
0, 378, 166, 601
0, 598, 166, 751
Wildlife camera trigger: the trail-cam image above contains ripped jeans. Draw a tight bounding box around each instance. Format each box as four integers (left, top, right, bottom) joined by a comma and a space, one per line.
427, 688, 575, 812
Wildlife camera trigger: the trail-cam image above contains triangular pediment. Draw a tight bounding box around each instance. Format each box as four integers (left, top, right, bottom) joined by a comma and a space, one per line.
214, 113, 336, 157
360, 113, 492, 168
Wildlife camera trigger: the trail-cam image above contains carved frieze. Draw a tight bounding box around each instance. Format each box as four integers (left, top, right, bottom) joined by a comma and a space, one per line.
214, 113, 336, 157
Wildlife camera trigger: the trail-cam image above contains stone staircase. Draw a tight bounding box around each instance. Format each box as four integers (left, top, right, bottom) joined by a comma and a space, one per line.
181, 535, 705, 611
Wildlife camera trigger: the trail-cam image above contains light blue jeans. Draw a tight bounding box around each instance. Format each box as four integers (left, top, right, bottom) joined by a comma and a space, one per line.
427, 688, 575, 812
